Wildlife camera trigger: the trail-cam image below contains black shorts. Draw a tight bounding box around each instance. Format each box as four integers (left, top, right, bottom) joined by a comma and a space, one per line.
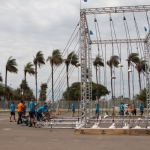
10, 112, 15, 115
29, 112, 35, 118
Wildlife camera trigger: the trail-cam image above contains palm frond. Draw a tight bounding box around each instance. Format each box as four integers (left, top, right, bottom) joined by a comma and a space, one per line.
6, 56, 18, 73
64, 51, 78, 67
24, 62, 35, 76
47, 49, 63, 66
93, 55, 104, 67
34, 51, 45, 67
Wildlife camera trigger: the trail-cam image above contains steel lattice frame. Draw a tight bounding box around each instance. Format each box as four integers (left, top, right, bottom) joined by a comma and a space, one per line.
80, 11, 92, 124
80, 5, 150, 124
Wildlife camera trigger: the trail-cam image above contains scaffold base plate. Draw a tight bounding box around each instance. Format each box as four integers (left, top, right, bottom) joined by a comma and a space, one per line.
75, 128, 150, 136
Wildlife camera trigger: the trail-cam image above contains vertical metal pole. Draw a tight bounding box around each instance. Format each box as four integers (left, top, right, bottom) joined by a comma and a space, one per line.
144, 41, 150, 115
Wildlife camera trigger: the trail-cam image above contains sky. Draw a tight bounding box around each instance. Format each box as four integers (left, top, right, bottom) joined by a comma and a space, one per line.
0, 0, 150, 102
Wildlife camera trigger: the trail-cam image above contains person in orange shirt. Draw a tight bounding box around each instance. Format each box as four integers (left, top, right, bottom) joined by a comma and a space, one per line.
128, 104, 134, 115
17, 100, 24, 124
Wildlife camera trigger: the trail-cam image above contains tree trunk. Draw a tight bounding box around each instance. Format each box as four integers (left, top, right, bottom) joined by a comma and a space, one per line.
128, 62, 130, 103
35, 64, 38, 103
51, 62, 54, 109
23, 71, 27, 100
138, 71, 141, 92
96, 66, 98, 85
110, 67, 113, 100
66, 64, 69, 111
4, 69, 7, 109
96, 66, 98, 101
4, 69, 7, 100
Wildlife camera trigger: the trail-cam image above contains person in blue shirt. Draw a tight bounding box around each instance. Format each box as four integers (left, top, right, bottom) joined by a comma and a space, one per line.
139, 103, 144, 116
28, 99, 36, 127
119, 103, 124, 116
22, 101, 27, 115
95, 103, 99, 118
71, 103, 75, 117
132, 103, 136, 116
36, 103, 48, 121
10, 102, 16, 122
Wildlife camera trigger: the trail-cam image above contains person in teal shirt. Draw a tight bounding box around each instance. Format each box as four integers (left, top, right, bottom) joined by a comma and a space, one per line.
139, 103, 144, 116
95, 103, 99, 117
10, 102, 16, 122
22, 102, 27, 115
36, 103, 48, 121
132, 103, 136, 115
71, 103, 75, 117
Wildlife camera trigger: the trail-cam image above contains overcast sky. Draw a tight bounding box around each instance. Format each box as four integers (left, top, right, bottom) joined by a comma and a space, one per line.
0, 0, 150, 102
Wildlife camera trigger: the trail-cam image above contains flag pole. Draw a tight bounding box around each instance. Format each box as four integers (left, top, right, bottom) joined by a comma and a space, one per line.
80, 0, 81, 10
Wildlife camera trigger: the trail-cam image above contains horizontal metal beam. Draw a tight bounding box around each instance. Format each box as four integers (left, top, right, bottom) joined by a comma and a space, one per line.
81, 5, 150, 15
90, 39, 145, 44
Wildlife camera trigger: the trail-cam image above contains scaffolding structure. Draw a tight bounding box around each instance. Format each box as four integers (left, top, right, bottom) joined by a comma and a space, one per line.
80, 5, 150, 125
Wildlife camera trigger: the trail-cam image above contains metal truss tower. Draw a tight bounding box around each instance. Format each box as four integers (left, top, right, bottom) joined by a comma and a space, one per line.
80, 5, 150, 124
80, 10, 92, 124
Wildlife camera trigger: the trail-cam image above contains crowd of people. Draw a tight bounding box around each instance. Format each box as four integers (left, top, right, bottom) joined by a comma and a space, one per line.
93, 102, 145, 117
118, 103, 144, 116
9, 99, 51, 127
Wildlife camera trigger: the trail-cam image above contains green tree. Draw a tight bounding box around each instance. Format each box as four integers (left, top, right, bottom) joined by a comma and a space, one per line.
127, 53, 139, 101
12, 88, 21, 100
33, 51, 45, 102
47, 49, 63, 108
136, 88, 146, 106
93, 55, 104, 100
135, 58, 146, 91
64, 51, 78, 102
39, 83, 48, 101
107, 55, 119, 99
63, 82, 109, 101
5, 56, 18, 101
4, 86, 13, 101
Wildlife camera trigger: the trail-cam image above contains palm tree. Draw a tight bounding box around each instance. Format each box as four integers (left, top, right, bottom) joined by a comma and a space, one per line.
135, 58, 146, 91
0, 73, 3, 82
24, 62, 35, 98
127, 53, 139, 101
107, 55, 119, 100
24, 62, 35, 82
4, 56, 18, 101
93, 55, 104, 101
47, 49, 63, 108
64, 51, 78, 102
33, 51, 45, 102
